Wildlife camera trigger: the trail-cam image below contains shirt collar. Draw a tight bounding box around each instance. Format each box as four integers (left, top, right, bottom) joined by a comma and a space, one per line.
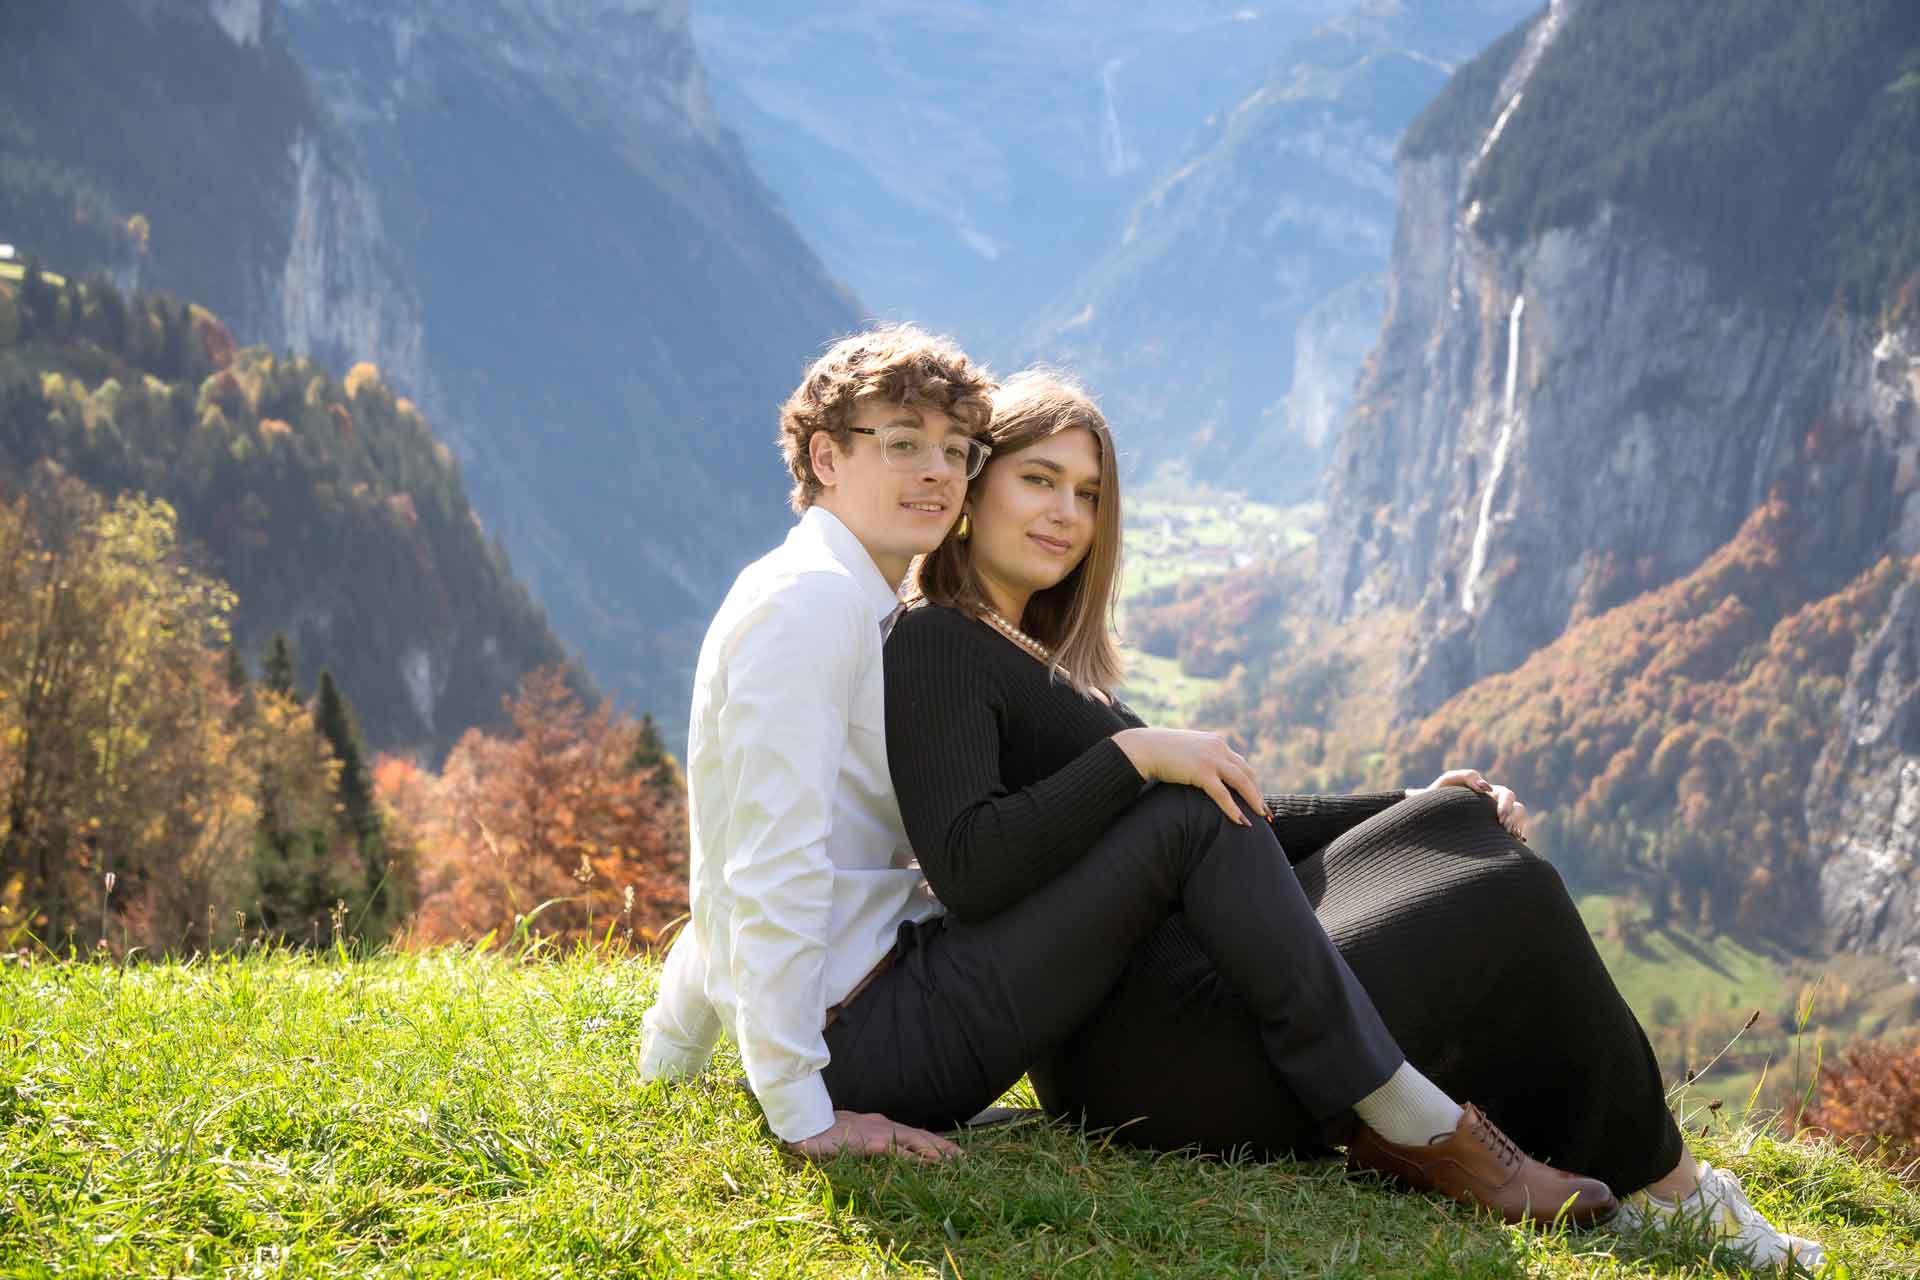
798, 506, 903, 626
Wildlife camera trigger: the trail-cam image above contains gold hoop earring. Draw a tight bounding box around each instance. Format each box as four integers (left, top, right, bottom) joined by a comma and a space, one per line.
954, 512, 971, 542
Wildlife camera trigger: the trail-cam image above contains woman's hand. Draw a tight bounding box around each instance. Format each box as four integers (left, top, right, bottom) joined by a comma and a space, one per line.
1408, 767, 1528, 841
1113, 728, 1265, 825
783, 1109, 962, 1163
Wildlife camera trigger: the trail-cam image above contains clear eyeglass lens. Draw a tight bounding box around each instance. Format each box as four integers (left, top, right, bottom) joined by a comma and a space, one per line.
878, 428, 988, 479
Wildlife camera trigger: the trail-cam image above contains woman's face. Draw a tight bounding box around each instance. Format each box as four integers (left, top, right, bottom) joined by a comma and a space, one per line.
967, 426, 1103, 614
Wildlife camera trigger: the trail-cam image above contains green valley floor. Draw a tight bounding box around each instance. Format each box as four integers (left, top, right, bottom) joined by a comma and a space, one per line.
2, 949, 1914, 1277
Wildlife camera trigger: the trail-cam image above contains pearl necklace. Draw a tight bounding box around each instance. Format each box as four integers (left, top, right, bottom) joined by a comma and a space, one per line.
979, 606, 1055, 666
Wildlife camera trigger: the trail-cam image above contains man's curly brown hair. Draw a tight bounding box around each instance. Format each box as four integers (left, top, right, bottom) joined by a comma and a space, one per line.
779, 324, 995, 514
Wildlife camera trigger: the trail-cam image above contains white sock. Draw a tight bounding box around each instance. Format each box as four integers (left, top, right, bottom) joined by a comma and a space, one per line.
1352, 1061, 1465, 1146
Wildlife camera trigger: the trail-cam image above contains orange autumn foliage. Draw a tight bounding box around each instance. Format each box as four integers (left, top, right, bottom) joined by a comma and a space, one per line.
1803, 1037, 1920, 1183
392, 667, 688, 949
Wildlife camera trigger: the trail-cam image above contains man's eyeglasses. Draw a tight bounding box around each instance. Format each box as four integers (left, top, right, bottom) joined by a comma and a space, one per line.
848, 426, 992, 480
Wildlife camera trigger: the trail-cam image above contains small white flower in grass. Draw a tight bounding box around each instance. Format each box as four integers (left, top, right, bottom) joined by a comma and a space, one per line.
582, 1016, 610, 1033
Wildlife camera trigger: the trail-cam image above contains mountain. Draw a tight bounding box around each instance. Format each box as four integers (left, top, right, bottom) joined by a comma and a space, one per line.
698, 2, 1536, 487
692, 1, 1350, 350
0, 265, 569, 754
274, 0, 863, 729
3, 0, 867, 734
0, 0, 427, 400
1307, 0, 1920, 970
1015, 1, 1535, 489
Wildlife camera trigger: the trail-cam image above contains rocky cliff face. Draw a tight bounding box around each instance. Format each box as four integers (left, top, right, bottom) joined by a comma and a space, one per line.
1323, 0, 1920, 717
1015, 0, 1538, 486
1319, 0, 1920, 962
1, 0, 427, 401
280, 0, 861, 726
1810, 577, 1920, 981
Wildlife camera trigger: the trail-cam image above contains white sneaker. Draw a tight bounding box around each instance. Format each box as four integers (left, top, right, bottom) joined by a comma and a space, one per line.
1615, 1161, 1826, 1272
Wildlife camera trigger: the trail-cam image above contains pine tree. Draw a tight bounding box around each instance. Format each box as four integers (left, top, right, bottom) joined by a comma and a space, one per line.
18, 256, 55, 338
223, 644, 249, 695
262, 632, 296, 699
222, 644, 250, 727
58, 276, 84, 341
314, 670, 405, 939
314, 671, 377, 843
86, 274, 129, 353
159, 297, 192, 380
630, 711, 683, 794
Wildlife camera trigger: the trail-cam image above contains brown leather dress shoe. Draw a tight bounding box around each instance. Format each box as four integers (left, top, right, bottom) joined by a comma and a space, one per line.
1346, 1104, 1617, 1226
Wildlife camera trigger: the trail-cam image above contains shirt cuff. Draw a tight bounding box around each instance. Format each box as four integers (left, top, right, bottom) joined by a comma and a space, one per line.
756, 1071, 838, 1143
638, 1026, 711, 1081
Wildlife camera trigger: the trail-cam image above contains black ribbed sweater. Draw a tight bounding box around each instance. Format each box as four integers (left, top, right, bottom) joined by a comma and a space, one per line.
883, 604, 1406, 922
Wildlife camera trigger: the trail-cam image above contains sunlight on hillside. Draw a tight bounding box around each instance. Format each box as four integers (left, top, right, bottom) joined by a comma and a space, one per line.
1113, 480, 1320, 727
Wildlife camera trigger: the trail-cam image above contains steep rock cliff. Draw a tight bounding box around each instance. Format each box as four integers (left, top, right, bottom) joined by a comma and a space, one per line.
0, 0, 427, 398
1016, 0, 1536, 486
1322, 0, 1920, 718
1317, 0, 1920, 961
1810, 577, 1920, 980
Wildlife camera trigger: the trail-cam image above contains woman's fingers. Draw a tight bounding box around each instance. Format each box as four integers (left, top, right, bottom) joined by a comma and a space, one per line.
1428, 767, 1493, 794
1224, 756, 1265, 819
1200, 774, 1250, 826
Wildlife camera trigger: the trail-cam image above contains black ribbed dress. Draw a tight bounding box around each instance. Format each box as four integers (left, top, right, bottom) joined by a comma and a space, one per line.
884, 604, 1684, 1193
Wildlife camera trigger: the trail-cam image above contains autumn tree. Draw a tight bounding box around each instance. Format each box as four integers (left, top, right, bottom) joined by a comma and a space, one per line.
1803, 1036, 1920, 1183
0, 466, 239, 949
406, 667, 687, 947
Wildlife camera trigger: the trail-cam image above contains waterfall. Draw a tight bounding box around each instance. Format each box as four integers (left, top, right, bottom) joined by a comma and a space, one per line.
1463, 295, 1525, 613
1503, 293, 1526, 419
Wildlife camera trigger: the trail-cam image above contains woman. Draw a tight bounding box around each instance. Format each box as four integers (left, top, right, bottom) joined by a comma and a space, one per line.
880, 370, 1824, 1267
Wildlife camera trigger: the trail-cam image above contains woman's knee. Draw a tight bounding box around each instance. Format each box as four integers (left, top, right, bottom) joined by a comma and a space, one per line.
1096, 782, 1269, 879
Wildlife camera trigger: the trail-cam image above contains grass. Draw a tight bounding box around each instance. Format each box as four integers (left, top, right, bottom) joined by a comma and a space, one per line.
1576, 894, 1920, 1113
1115, 647, 1225, 730
0, 261, 63, 286
3, 948, 1916, 1277
1112, 486, 1321, 728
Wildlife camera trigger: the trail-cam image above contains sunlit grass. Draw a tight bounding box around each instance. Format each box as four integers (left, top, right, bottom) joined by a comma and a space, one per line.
2, 948, 1915, 1276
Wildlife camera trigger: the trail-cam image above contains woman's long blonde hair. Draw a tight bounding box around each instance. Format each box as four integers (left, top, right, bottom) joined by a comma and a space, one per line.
910, 368, 1125, 695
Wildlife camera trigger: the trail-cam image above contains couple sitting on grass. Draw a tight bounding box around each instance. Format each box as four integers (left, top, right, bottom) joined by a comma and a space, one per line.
639, 326, 1823, 1270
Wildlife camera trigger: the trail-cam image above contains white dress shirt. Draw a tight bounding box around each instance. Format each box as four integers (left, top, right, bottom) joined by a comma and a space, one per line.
637, 506, 943, 1141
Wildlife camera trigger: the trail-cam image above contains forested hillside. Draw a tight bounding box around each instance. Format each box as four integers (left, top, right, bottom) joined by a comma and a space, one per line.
0, 261, 567, 752
1451, 0, 1920, 316
0, 0, 424, 395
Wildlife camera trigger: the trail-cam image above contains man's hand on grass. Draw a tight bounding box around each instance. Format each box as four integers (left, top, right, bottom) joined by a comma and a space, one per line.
784, 1109, 962, 1163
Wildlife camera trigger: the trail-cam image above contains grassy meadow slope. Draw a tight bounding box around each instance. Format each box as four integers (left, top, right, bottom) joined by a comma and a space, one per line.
3, 949, 1917, 1277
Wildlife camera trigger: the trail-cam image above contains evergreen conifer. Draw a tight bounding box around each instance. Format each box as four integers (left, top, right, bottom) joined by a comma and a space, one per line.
18, 256, 54, 338
262, 632, 296, 699
314, 671, 378, 844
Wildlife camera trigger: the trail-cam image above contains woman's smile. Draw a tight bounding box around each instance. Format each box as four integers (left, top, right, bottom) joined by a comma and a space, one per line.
1027, 529, 1075, 555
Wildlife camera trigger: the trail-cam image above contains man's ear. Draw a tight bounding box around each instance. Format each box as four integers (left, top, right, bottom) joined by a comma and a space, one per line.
808, 431, 842, 491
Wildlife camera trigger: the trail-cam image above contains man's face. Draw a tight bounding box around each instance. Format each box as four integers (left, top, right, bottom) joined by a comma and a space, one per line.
812, 400, 973, 586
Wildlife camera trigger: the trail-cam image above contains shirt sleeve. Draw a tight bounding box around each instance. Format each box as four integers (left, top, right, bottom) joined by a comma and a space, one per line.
886, 610, 1146, 922
638, 926, 721, 1079
1262, 792, 1407, 864
713, 578, 866, 1142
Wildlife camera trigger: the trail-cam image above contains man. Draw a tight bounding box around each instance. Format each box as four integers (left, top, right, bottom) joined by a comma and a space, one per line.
639, 324, 993, 1158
